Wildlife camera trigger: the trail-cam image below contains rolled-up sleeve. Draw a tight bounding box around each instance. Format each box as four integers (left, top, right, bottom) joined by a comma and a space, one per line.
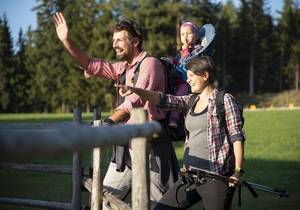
157, 94, 193, 114
86, 57, 122, 81
224, 94, 245, 143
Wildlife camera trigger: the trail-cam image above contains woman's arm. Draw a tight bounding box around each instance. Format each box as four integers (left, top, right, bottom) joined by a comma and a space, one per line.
116, 85, 193, 113
116, 85, 161, 105
223, 93, 245, 187
233, 140, 244, 171
229, 140, 244, 187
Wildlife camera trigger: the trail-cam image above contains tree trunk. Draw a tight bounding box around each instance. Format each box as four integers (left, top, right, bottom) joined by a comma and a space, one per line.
280, 46, 284, 91
222, 40, 227, 90
296, 61, 299, 91
176, 16, 181, 51
249, 45, 254, 96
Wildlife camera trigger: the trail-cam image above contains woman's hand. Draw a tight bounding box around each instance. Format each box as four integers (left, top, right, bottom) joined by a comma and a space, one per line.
53, 12, 69, 42
229, 171, 242, 187
115, 85, 133, 97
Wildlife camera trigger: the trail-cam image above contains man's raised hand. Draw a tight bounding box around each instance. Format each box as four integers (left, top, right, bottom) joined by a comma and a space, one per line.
53, 12, 69, 42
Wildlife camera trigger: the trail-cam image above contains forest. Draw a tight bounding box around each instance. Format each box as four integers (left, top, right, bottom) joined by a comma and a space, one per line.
0, 0, 299, 113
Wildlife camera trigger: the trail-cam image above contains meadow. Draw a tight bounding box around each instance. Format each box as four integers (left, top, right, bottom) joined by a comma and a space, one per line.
0, 109, 299, 210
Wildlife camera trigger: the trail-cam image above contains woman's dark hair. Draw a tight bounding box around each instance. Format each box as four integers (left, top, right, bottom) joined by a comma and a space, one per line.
112, 19, 143, 49
185, 56, 215, 83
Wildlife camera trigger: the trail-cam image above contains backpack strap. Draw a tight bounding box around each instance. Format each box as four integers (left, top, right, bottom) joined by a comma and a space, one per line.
187, 94, 198, 108
115, 66, 128, 106
216, 90, 226, 128
134, 56, 171, 97
116, 55, 149, 106
133, 55, 149, 85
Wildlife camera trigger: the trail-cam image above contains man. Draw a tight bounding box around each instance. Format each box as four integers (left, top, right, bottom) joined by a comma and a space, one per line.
53, 12, 179, 209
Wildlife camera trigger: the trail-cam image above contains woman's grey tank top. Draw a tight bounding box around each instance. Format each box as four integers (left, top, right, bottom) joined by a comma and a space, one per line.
183, 105, 210, 170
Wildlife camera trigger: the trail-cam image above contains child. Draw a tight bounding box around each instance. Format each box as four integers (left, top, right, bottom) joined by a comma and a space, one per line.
168, 21, 201, 128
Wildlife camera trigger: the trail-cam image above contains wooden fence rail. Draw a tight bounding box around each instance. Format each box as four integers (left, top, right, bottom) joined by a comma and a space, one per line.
0, 197, 71, 210
0, 119, 161, 161
0, 163, 73, 174
0, 108, 160, 210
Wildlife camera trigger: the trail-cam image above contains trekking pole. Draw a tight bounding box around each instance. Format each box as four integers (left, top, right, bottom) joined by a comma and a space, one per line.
243, 181, 289, 198
185, 168, 289, 198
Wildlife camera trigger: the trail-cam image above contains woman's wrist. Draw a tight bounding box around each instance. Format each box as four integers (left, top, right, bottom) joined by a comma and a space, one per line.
234, 166, 244, 174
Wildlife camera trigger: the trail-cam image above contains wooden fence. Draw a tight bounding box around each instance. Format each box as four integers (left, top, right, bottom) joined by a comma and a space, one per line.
0, 108, 161, 210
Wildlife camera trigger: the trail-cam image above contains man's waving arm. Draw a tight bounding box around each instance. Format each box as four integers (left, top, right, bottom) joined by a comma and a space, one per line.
53, 12, 89, 69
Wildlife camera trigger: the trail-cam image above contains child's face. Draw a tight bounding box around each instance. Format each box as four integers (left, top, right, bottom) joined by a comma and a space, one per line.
180, 26, 197, 49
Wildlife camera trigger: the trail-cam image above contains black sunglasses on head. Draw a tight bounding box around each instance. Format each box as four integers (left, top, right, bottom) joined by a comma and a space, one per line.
117, 20, 141, 38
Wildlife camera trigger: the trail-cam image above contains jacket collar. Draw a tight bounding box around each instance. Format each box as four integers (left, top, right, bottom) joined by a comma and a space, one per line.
126, 50, 147, 68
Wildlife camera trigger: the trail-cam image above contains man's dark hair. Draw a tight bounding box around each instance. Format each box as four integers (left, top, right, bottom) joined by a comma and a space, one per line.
185, 56, 215, 83
112, 19, 143, 49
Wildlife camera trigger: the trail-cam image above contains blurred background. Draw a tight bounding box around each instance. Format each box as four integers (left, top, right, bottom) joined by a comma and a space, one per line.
0, 1, 299, 210
0, 0, 299, 113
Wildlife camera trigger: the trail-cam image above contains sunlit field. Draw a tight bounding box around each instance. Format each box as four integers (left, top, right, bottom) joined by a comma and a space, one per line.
0, 110, 299, 210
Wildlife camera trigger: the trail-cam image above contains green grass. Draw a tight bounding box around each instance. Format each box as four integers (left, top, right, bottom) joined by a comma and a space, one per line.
0, 112, 111, 122
237, 90, 300, 108
0, 110, 300, 210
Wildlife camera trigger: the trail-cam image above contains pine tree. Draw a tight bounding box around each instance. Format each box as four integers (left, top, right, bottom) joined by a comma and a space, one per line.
0, 14, 14, 112
87, 0, 120, 111
277, 0, 300, 90
10, 29, 31, 112
250, 0, 276, 93
27, 0, 84, 112
215, 0, 237, 90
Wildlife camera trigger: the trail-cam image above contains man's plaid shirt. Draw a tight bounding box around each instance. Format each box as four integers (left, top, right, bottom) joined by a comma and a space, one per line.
159, 89, 245, 175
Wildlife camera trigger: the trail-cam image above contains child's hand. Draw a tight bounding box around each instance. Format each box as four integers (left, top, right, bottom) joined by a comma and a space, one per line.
115, 85, 133, 97
182, 43, 189, 50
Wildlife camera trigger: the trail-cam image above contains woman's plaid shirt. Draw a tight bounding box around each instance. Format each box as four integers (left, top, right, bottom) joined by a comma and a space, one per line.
159, 88, 245, 175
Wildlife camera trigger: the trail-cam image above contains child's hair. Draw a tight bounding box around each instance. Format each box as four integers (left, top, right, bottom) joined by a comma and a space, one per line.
180, 21, 199, 40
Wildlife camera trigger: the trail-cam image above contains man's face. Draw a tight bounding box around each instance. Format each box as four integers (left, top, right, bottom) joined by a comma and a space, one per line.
112, 30, 134, 61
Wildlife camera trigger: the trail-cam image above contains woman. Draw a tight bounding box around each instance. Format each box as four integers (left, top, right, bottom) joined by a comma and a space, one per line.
117, 56, 245, 210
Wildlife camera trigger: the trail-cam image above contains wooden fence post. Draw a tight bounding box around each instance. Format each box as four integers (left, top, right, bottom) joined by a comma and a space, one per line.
72, 108, 82, 210
130, 109, 149, 210
91, 107, 103, 210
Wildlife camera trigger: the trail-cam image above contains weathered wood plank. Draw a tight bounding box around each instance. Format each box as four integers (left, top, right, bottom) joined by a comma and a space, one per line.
0, 163, 73, 174
0, 121, 161, 161
91, 147, 102, 210
0, 197, 71, 210
82, 177, 131, 210
91, 108, 103, 210
71, 109, 82, 210
131, 109, 149, 210
72, 152, 82, 210
0, 121, 77, 129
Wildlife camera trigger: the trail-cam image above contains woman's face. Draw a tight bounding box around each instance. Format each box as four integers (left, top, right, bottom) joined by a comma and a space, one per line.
186, 70, 208, 93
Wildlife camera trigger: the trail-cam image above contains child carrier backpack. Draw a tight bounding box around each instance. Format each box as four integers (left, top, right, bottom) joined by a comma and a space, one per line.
161, 23, 216, 141
116, 23, 216, 141
176, 23, 216, 79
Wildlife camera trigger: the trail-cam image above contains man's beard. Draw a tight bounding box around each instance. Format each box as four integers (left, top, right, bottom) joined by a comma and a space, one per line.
116, 53, 127, 61
115, 47, 132, 61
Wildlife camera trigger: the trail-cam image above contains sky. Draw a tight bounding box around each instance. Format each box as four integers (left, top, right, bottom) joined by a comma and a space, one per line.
0, 0, 284, 49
